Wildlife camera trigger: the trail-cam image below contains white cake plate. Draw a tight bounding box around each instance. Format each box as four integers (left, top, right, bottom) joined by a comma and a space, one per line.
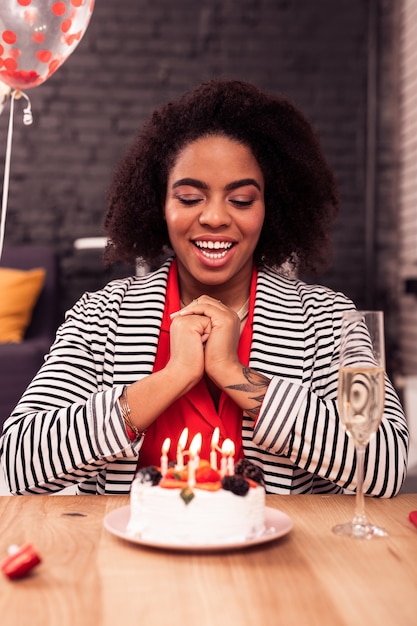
104, 505, 293, 552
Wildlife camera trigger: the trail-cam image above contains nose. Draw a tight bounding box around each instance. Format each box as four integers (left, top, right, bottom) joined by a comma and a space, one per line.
198, 198, 231, 228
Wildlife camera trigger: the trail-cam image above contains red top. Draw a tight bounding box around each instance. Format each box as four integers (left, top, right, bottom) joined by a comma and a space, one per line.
138, 259, 257, 467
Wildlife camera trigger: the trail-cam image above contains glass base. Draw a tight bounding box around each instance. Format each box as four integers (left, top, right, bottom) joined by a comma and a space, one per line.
332, 520, 388, 539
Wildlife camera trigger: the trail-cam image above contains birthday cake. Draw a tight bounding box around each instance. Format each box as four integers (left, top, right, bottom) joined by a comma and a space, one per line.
127, 459, 266, 546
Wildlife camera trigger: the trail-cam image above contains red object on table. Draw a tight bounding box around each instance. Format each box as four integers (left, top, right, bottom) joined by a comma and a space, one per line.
409, 511, 417, 529
1, 543, 41, 579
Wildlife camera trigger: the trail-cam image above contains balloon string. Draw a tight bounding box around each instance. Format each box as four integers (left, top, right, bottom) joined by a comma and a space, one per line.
0, 90, 33, 261
0, 95, 15, 262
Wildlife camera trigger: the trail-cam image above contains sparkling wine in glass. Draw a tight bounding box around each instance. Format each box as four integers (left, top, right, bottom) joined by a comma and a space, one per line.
332, 310, 387, 539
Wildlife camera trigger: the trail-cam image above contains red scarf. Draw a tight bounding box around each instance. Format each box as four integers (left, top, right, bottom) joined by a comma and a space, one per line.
138, 259, 256, 468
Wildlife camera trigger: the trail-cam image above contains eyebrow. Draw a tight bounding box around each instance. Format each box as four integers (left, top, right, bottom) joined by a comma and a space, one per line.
172, 177, 261, 191
226, 178, 261, 191
172, 178, 208, 190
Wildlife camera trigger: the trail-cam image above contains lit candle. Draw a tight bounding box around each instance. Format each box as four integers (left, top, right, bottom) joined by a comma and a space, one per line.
220, 438, 235, 477
188, 433, 202, 488
176, 427, 188, 470
160, 437, 170, 477
194, 447, 200, 470
227, 440, 235, 476
210, 427, 220, 470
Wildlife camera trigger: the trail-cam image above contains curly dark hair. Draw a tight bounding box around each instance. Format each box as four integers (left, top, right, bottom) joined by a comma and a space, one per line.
104, 79, 338, 275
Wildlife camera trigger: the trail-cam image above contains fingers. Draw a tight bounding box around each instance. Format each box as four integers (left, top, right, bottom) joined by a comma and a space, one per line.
170, 296, 241, 385
168, 314, 212, 382
192, 297, 222, 305
170, 310, 212, 343
170, 295, 224, 319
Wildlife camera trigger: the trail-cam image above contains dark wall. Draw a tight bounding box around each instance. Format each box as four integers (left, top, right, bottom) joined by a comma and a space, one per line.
0, 0, 379, 321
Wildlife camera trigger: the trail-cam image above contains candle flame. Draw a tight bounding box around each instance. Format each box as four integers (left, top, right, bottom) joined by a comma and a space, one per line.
178, 427, 189, 450
211, 427, 220, 447
221, 438, 235, 456
190, 432, 202, 456
162, 437, 171, 454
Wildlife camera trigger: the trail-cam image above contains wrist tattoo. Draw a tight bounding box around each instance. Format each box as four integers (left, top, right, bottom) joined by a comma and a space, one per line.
225, 367, 270, 418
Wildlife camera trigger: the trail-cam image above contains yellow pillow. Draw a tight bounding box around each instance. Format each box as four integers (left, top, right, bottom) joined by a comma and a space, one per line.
0, 267, 46, 343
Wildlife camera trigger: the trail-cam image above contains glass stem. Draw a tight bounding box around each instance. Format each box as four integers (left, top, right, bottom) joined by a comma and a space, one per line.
353, 443, 367, 525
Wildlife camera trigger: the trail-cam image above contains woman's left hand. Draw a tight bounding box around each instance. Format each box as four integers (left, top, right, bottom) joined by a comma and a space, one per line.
171, 295, 242, 386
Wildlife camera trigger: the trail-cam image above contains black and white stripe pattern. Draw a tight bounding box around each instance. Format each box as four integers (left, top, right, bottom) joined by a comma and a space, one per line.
0, 259, 408, 496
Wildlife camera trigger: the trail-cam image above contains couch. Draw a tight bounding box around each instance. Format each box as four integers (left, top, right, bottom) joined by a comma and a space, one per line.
0, 246, 59, 430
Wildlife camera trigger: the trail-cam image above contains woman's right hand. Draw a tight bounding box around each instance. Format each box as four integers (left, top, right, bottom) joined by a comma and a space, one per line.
120, 313, 211, 435
167, 312, 211, 393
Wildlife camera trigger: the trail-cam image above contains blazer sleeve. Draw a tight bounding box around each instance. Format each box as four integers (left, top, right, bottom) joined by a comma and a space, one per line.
252, 294, 408, 498
0, 288, 142, 495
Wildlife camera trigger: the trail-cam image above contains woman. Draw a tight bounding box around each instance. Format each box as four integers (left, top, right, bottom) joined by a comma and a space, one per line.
0, 80, 408, 495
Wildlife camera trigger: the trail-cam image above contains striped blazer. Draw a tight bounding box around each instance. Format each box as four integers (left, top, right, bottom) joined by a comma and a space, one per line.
0, 259, 408, 496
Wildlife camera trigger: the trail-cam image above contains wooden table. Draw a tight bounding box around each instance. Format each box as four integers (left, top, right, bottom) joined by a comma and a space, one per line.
0, 494, 416, 626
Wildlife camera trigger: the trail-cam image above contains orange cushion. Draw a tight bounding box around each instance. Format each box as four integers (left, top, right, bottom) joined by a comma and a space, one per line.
0, 267, 45, 343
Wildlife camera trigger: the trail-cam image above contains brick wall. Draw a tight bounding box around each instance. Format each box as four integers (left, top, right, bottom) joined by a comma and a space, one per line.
398, 0, 417, 375
0, 0, 386, 336
373, 0, 402, 375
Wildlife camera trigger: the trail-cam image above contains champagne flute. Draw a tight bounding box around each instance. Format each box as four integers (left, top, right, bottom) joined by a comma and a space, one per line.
333, 310, 387, 539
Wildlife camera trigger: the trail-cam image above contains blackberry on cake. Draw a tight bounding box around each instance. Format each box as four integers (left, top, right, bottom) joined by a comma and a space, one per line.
135, 466, 162, 486
221, 475, 250, 496
234, 459, 264, 485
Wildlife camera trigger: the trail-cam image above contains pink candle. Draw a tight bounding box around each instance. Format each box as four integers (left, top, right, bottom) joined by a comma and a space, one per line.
160, 437, 171, 477
210, 427, 220, 470
227, 441, 235, 476
176, 428, 188, 470
220, 439, 234, 477
188, 433, 202, 488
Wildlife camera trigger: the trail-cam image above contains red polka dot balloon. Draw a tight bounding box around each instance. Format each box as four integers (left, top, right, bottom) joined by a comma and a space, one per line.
0, 0, 95, 90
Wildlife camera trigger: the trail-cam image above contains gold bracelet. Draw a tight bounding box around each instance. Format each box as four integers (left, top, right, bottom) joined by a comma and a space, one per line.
119, 387, 145, 439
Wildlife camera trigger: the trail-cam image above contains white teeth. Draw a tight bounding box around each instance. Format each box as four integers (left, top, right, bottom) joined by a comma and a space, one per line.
193, 240, 233, 259
194, 240, 233, 250
201, 250, 228, 259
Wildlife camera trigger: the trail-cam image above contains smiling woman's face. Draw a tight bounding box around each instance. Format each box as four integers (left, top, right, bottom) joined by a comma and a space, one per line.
164, 135, 265, 295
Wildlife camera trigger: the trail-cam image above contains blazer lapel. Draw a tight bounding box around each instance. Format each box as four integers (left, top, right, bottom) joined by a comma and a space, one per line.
250, 267, 306, 384
111, 261, 171, 386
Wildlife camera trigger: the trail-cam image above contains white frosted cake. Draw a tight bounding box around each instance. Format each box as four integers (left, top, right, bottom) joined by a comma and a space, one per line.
127, 460, 266, 546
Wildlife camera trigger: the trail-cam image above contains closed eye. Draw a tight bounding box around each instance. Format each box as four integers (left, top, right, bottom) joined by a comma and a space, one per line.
176, 195, 204, 206
230, 199, 254, 208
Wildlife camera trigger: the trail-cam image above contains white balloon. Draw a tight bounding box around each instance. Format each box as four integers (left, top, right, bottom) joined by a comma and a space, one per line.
0, 0, 95, 91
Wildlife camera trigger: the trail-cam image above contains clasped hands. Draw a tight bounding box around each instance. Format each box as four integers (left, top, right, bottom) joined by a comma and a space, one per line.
169, 295, 242, 388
